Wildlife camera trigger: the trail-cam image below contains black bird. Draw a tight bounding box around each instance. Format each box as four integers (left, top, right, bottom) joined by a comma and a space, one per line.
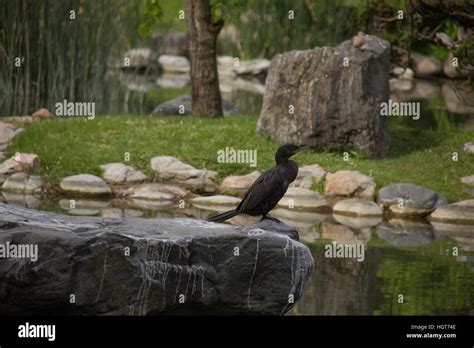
207, 144, 307, 223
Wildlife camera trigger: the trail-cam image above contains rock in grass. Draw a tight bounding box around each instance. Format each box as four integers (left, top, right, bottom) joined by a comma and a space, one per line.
150, 155, 217, 193
100, 163, 148, 184
460, 175, 474, 187
429, 200, 474, 225
277, 187, 328, 211
0, 203, 313, 315
2, 172, 42, 194
32, 108, 53, 122
463, 142, 474, 154
324, 170, 375, 199
0, 153, 40, 176
333, 199, 382, 217
220, 171, 260, 196
60, 174, 112, 196
290, 164, 326, 189
377, 183, 447, 217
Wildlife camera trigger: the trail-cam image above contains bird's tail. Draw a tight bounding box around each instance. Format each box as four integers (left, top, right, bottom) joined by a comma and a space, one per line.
207, 210, 239, 223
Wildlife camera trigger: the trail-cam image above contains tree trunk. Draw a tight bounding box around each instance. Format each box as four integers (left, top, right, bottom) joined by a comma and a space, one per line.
187, 0, 223, 117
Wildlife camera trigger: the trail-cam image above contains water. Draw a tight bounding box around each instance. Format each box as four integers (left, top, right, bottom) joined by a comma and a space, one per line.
4, 195, 473, 316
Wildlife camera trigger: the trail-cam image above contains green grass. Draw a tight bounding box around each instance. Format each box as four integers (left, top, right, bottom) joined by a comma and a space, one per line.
7, 114, 474, 202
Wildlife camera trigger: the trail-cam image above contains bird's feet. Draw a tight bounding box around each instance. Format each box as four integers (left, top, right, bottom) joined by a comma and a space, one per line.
261, 216, 281, 223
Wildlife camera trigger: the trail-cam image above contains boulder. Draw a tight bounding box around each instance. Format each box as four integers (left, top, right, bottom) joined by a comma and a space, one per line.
410, 53, 442, 76
2, 172, 42, 194
461, 175, 474, 187
290, 164, 326, 189
377, 183, 448, 217
0, 122, 23, 145
158, 54, 190, 74
150, 156, 217, 193
257, 34, 391, 157
429, 201, 474, 224
100, 163, 148, 184
59, 174, 112, 196
277, 187, 328, 212
220, 171, 260, 195
151, 95, 240, 116
333, 199, 383, 217
32, 108, 53, 122
0, 203, 313, 315
324, 170, 375, 199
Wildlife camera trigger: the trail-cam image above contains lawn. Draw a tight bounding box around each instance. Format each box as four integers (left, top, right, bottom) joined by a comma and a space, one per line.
7, 114, 474, 202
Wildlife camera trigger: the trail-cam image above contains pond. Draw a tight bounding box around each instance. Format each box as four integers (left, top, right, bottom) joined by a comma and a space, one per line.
3, 194, 473, 316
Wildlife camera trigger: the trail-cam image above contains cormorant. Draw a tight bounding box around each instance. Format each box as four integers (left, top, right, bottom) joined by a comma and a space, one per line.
207, 144, 307, 223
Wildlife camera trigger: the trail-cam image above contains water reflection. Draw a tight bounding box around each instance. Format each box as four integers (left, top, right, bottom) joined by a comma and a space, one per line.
2, 194, 473, 316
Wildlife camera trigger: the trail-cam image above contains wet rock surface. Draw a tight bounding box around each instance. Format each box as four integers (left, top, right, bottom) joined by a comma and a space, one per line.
0, 203, 313, 315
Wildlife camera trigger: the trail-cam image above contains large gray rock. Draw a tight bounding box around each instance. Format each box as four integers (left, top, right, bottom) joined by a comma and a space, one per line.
0, 203, 313, 315
151, 95, 240, 116
257, 34, 391, 157
377, 183, 448, 217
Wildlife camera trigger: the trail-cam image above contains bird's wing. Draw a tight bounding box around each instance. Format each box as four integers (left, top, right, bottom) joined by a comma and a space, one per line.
237, 166, 285, 212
